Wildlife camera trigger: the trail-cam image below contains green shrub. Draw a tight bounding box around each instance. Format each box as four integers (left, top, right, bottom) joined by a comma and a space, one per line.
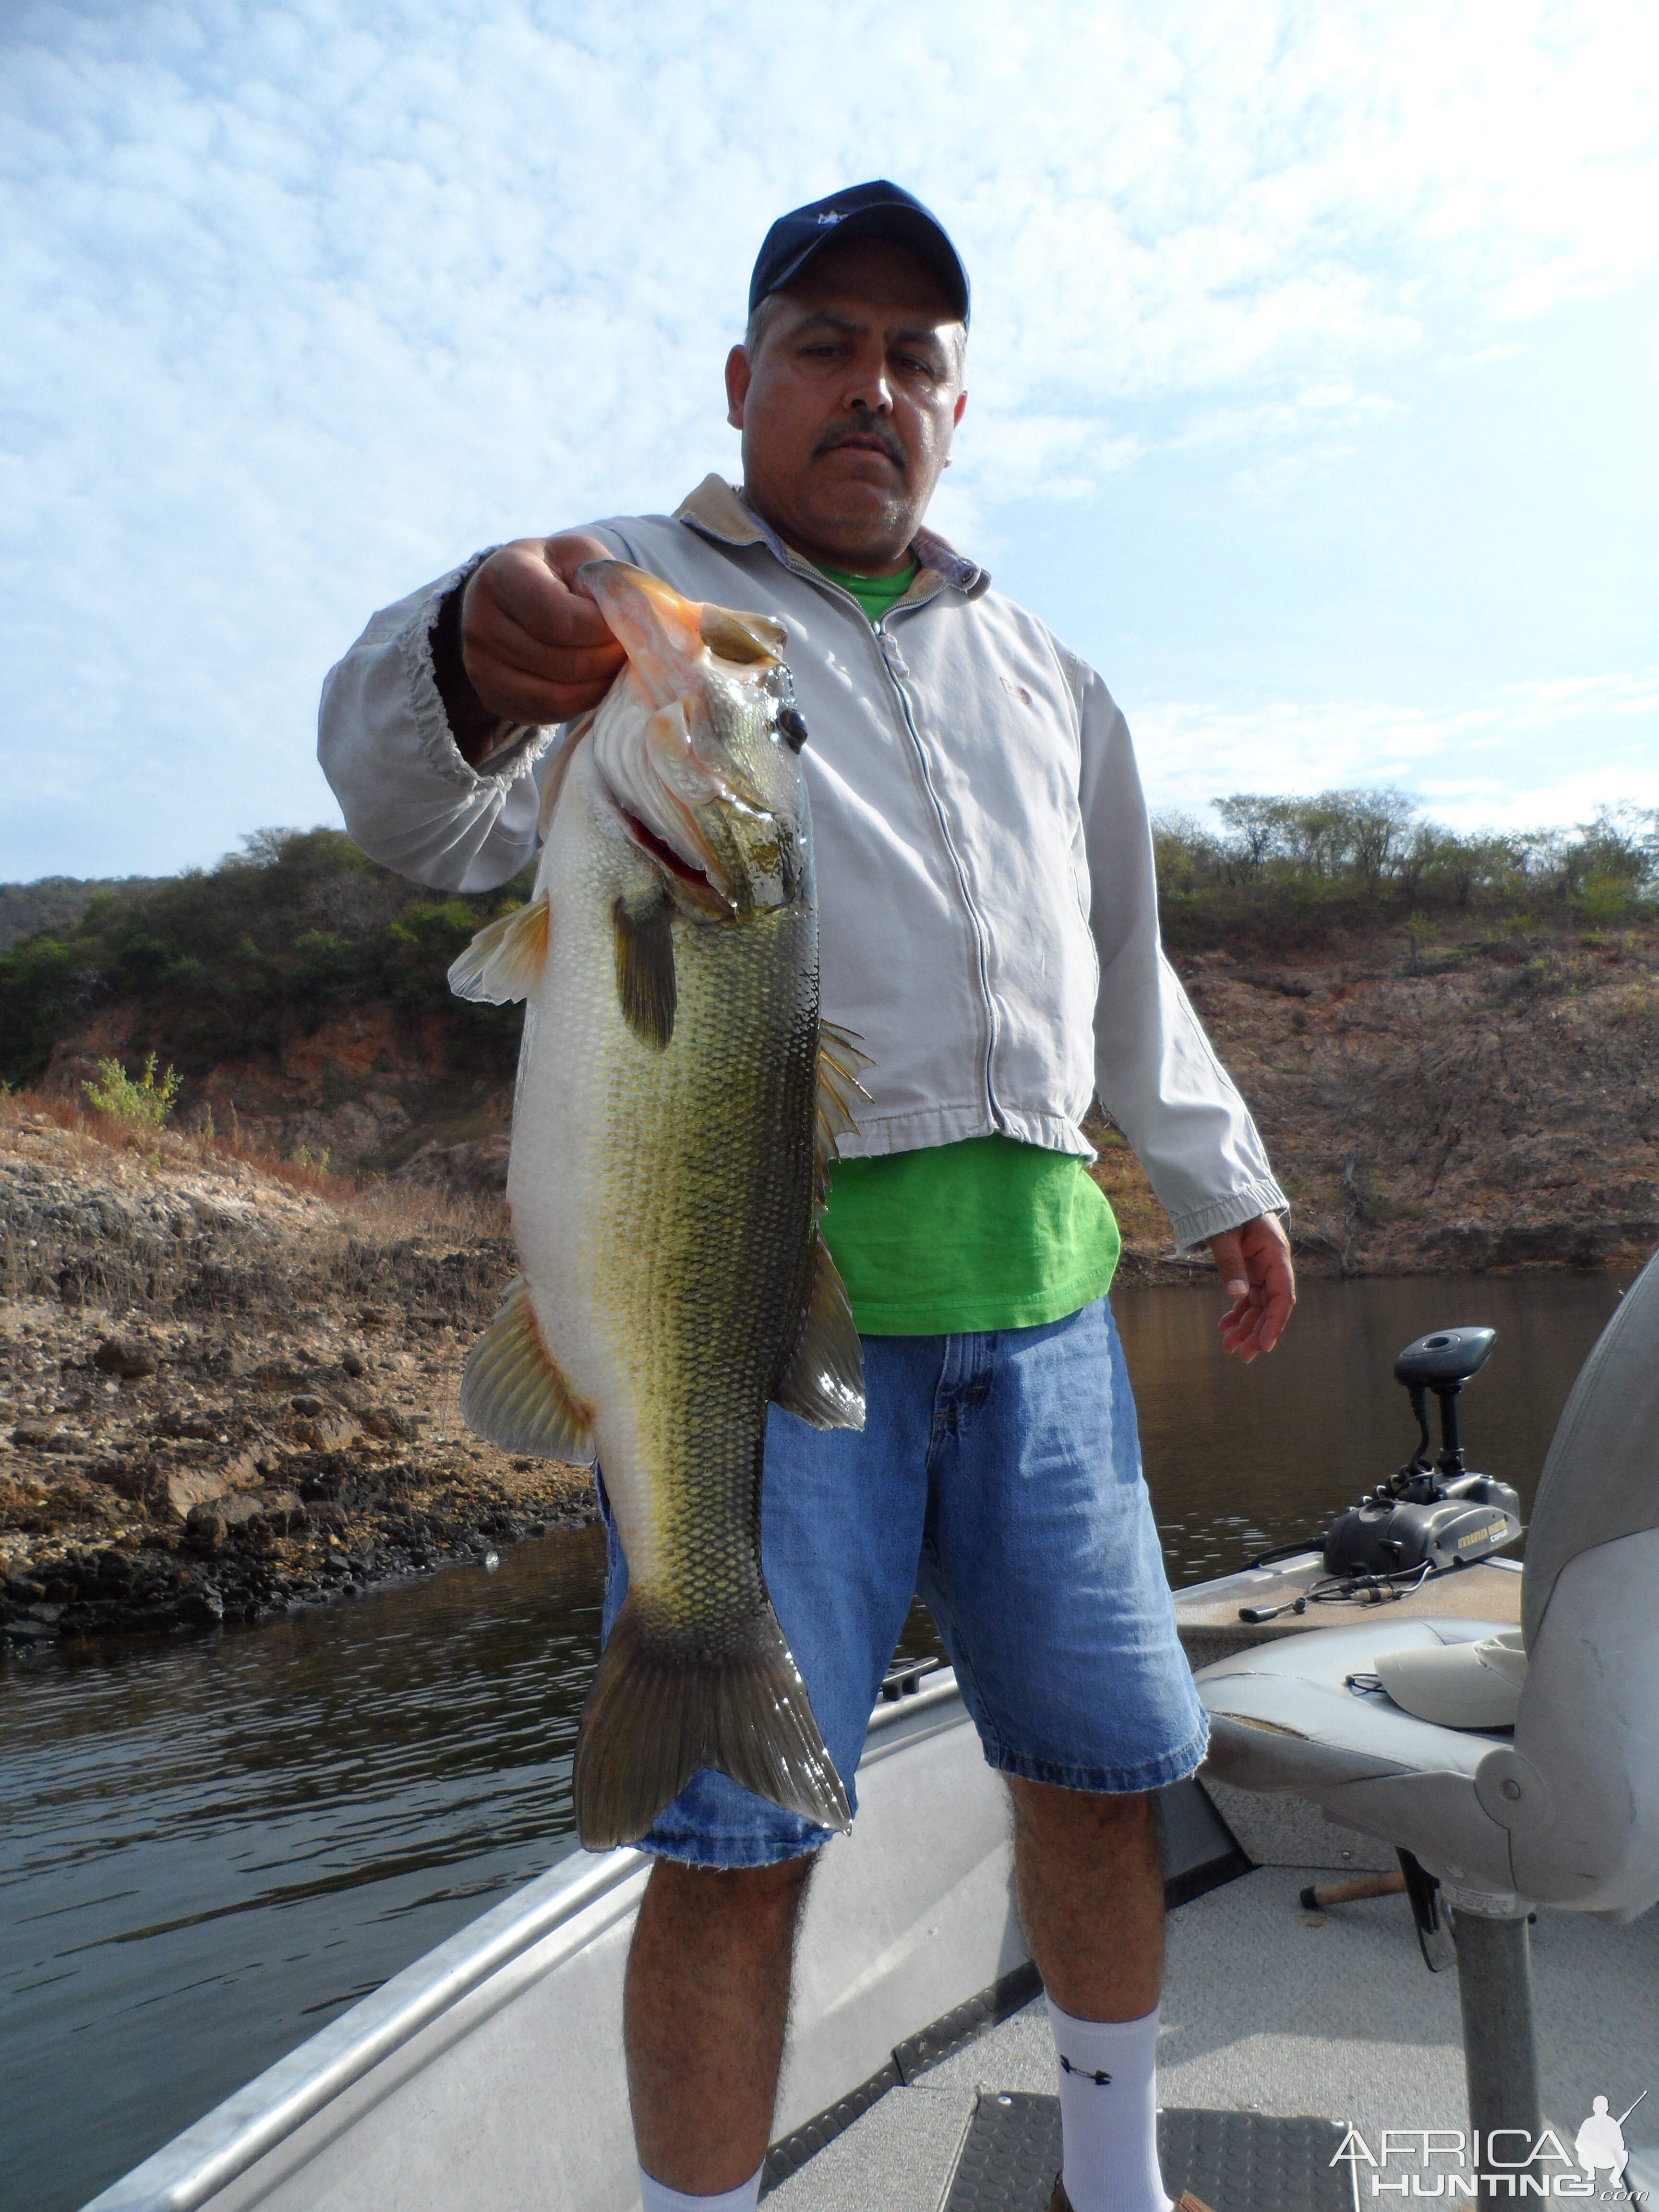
1152, 790, 1658, 950
0, 827, 537, 1087
83, 1053, 181, 1126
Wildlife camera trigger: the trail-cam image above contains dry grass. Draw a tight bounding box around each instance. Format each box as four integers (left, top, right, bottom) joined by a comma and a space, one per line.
1, 1086, 509, 1324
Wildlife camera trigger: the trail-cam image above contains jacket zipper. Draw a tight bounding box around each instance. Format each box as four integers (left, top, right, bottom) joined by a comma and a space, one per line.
777, 555, 1006, 1131
877, 610, 1005, 1130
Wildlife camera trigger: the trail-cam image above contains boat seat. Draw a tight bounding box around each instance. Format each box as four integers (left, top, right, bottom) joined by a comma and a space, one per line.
1198, 1615, 1517, 1894
1371, 1628, 1526, 1730
1197, 1247, 1659, 1918
1194, 1243, 1659, 2152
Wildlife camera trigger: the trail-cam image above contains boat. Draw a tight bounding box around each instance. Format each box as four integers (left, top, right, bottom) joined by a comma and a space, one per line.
85, 1261, 1659, 2212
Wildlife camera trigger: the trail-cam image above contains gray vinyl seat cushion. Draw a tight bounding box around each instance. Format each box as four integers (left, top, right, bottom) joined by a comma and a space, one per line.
1197, 1617, 1506, 1791
1196, 1616, 1524, 1897
1195, 1248, 1659, 1917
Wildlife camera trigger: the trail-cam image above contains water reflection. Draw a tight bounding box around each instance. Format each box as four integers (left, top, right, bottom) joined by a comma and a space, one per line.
0, 1269, 1627, 2211
1118, 1269, 1626, 1585
2, 1529, 607, 2212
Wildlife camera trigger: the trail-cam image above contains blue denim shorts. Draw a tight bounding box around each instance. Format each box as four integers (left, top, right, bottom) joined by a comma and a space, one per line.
596, 1295, 1207, 1867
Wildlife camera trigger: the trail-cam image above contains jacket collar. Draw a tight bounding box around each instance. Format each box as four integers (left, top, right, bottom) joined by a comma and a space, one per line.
671, 473, 989, 601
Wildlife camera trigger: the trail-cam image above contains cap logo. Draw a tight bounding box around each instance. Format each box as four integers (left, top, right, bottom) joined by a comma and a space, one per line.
816, 210, 841, 224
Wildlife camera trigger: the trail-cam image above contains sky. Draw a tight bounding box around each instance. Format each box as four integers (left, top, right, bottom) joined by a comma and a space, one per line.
3, 0, 1657, 882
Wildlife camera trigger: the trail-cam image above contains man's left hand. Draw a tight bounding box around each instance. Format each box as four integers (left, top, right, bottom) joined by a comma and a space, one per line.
1208, 1214, 1295, 1364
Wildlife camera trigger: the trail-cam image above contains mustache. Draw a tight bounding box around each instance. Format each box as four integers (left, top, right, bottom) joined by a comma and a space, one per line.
811, 413, 908, 469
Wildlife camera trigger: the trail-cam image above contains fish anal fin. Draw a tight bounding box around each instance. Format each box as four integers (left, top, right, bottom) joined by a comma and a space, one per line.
447, 892, 551, 1005
573, 1592, 851, 1850
773, 1231, 865, 1432
613, 892, 677, 1049
459, 1278, 595, 1462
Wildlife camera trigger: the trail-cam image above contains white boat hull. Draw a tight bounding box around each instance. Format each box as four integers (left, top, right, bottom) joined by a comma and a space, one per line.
87, 1676, 1032, 2212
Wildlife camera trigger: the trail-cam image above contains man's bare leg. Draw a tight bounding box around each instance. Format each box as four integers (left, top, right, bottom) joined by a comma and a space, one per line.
625, 1853, 816, 2196
1008, 1779, 1163, 2018
1010, 1780, 1173, 2212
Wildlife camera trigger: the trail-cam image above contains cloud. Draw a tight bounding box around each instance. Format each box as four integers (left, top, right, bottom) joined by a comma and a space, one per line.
1132, 669, 1659, 830
1, 0, 1656, 873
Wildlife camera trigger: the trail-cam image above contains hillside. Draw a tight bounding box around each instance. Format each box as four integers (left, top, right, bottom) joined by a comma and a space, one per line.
3, 804, 1658, 1281
0, 1101, 593, 1647
0, 875, 164, 953
4, 798, 1658, 1651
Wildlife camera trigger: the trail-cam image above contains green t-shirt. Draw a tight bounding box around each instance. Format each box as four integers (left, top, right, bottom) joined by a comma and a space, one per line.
820, 1136, 1121, 1334
815, 559, 918, 626
809, 555, 1122, 1335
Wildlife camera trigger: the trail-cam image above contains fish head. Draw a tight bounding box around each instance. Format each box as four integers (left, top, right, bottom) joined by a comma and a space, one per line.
577, 560, 811, 920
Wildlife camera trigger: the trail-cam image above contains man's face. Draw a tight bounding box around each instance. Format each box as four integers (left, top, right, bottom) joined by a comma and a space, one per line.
725, 237, 967, 574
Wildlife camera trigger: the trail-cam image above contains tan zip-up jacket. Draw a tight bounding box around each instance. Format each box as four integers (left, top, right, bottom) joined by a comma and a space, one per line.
318, 476, 1286, 1251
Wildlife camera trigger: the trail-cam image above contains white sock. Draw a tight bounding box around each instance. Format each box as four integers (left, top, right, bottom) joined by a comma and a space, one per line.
1046, 1996, 1173, 2212
637, 2163, 763, 2212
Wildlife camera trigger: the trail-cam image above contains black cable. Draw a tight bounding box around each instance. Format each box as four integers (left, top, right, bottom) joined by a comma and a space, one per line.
1239, 1559, 1438, 1623
1307, 1560, 1436, 1606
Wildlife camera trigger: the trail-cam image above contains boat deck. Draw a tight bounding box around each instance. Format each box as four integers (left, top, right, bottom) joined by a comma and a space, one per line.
770, 1855, 1659, 2211
87, 1553, 1659, 2212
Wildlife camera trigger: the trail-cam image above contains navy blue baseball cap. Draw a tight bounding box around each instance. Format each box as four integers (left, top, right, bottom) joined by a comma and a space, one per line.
748, 180, 970, 327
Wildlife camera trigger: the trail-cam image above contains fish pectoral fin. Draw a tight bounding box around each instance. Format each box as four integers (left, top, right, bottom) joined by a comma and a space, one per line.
574, 1592, 852, 1850
447, 892, 551, 1005
459, 1278, 596, 1462
772, 1231, 865, 1432
613, 891, 677, 1050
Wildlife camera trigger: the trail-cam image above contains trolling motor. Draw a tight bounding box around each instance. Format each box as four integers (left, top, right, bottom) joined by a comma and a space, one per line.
1321, 1327, 1523, 1579
1240, 1325, 1524, 1622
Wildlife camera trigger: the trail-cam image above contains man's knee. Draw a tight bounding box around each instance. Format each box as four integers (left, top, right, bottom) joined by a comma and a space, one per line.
1009, 1777, 1154, 1844
642, 1850, 817, 1942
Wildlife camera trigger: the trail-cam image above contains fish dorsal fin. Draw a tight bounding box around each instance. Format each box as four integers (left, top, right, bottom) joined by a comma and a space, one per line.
447, 891, 551, 1005
459, 1277, 596, 1463
699, 604, 787, 665
773, 1231, 865, 1431
613, 892, 676, 1050
815, 1021, 875, 1188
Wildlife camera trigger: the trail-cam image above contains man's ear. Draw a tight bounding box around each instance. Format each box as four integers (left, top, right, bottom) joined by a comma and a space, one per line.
725, 345, 751, 430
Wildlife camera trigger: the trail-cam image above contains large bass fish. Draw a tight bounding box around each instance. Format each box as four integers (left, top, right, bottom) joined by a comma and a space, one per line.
448, 560, 869, 1851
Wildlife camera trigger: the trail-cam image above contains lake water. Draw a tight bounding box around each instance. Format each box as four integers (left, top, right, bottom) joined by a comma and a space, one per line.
0, 1269, 1627, 2211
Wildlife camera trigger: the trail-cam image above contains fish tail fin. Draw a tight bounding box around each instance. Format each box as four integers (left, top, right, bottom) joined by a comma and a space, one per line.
573, 1594, 852, 1851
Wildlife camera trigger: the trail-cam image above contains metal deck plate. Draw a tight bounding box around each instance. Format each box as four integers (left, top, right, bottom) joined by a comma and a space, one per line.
941, 2094, 1358, 2212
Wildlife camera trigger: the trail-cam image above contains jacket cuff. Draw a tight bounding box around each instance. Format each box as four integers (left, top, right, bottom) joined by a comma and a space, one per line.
1166, 1179, 1290, 1255
396, 552, 548, 790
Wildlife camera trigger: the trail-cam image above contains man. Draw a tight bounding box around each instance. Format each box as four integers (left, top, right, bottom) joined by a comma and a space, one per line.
320, 181, 1294, 2212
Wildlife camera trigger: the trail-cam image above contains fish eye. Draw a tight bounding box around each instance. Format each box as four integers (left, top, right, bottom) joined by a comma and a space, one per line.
778, 706, 809, 753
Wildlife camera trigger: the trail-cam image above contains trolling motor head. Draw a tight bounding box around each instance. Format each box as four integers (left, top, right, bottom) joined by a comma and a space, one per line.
1394, 1326, 1495, 1477
1322, 1325, 1522, 1580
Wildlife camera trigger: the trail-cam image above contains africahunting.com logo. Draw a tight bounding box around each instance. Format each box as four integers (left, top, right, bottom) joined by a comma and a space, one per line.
1333, 2095, 1649, 2199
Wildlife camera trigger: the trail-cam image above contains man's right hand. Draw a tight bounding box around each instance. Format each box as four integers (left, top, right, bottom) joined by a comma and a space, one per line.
437, 532, 626, 761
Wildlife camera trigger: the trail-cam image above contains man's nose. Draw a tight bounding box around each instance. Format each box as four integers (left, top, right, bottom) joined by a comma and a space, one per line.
842, 345, 894, 414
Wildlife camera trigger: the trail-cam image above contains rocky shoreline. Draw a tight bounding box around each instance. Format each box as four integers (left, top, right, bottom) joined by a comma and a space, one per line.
12, 906, 1659, 1663
1, 1108, 596, 1655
